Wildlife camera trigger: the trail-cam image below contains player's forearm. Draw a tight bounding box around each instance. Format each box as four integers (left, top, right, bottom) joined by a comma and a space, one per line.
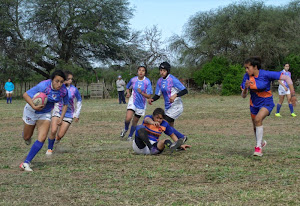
241, 89, 248, 98
23, 92, 35, 107
280, 75, 294, 93
177, 89, 188, 97
60, 105, 68, 118
74, 101, 82, 118
151, 94, 160, 101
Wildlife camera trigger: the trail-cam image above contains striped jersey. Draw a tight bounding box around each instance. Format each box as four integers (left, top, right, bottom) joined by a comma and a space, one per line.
142, 115, 174, 142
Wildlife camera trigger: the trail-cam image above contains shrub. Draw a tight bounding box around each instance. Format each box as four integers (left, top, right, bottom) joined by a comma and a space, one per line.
221, 64, 245, 96
193, 56, 230, 88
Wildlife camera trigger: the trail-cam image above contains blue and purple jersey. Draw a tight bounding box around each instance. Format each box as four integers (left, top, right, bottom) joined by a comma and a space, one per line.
126, 76, 152, 109
241, 70, 282, 108
141, 115, 174, 142
280, 69, 291, 88
56, 85, 82, 118
155, 74, 186, 110
26, 79, 69, 114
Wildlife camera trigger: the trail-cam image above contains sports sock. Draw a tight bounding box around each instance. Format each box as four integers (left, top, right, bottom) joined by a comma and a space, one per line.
48, 138, 55, 150
24, 140, 44, 164
128, 125, 136, 137
137, 128, 152, 150
289, 104, 294, 113
172, 127, 184, 139
124, 121, 130, 131
6, 98, 9, 103
276, 104, 282, 113
10, 97, 12, 103
255, 126, 263, 148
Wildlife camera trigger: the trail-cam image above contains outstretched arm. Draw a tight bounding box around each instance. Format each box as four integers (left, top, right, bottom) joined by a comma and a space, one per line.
280, 75, 297, 106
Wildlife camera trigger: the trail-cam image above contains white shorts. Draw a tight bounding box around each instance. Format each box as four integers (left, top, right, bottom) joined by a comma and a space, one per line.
127, 96, 146, 116
22, 104, 51, 125
165, 99, 183, 120
132, 139, 156, 155
52, 107, 73, 124
278, 85, 290, 96
6, 91, 13, 94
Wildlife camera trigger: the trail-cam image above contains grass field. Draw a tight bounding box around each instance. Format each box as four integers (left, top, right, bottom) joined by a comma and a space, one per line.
0, 95, 299, 205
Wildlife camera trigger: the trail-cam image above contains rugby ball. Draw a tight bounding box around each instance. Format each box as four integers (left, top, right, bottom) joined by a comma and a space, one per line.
32, 92, 48, 106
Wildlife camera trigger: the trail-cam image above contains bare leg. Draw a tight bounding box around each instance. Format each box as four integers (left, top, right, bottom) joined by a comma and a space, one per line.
36, 120, 51, 143
23, 122, 35, 141
56, 121, 71, 141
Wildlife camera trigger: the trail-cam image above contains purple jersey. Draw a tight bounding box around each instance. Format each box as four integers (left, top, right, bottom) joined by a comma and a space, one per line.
26, 79, 69, 114
280, 69, 291, 88
241, 70, 282, 108
56, 85, 82, 118
126, 76, 153, 109
155, 74, 186, 110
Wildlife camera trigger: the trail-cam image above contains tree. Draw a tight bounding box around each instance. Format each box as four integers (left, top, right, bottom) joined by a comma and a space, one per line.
170, 1, 300, 69
0, 0, 133, 78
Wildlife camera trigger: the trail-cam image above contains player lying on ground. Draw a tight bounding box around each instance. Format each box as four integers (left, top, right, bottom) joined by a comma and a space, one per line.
132, 108, 191, 155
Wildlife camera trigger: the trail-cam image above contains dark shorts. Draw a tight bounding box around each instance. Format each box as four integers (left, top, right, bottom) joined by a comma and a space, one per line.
250, 103, 275, 116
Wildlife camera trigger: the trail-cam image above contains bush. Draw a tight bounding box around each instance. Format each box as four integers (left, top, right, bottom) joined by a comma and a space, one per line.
193, 56, 230, 88
283, 54, 300, 81
221, 64, 245, 96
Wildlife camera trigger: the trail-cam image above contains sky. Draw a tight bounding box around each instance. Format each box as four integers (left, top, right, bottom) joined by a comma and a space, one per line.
128, 0, 293, 41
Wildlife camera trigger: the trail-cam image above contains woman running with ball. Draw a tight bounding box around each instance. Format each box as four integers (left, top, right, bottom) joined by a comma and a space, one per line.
20, 70, 69, 171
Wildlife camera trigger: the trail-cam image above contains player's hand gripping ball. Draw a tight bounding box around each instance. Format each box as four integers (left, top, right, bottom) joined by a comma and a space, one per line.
32, 92, 48, 106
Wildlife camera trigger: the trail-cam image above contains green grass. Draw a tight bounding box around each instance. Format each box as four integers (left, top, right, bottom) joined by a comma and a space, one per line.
0, 94, 299, 205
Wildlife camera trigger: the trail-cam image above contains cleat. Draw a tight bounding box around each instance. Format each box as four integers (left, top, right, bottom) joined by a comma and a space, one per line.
120, 129, 127, 138
182, 136, 188, 143
127, 136, 133, 141
25, 138, 32, 145
253, 147, 263, 157
261, 140, 267, 148
19, 162, 33, 172
275, 113, 281, 117
150, 146, 160, 155
291, 113, 297, 117
170, 139, 184, 153
46, 149, 53, 155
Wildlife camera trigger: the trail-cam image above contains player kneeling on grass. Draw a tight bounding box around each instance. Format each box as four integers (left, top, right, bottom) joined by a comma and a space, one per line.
46, 71, 82, 155
133, 108, 191, 155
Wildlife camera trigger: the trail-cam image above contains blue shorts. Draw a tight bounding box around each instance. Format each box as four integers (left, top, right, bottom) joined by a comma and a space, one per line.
250, 103, 275, 116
